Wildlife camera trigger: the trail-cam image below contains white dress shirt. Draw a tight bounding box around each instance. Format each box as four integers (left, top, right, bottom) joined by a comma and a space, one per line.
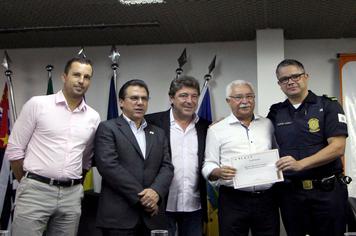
202, 113, 274, 191
122, 114, 147, 158
166, 109, 200, 212
5, 90, 100, 180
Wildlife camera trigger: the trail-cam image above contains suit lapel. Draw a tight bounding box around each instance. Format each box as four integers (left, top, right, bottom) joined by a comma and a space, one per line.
162, 110, 171, 137
162, 110, 172, 155
116, 116, 145, 159
195, 121, 205, 167
144, 125, 154, 159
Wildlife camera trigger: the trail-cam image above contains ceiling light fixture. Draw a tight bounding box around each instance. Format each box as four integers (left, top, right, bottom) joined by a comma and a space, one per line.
118, 0, 165, 5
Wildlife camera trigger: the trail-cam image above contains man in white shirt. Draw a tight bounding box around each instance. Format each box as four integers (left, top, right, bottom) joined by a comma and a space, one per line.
5, 57, 101, 236
146, 76, 210, 236
202, 80, 279, 236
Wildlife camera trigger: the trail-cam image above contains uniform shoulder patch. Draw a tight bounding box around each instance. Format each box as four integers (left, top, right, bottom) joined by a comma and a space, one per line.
322, 94, 338, 101
270, 102, 284, 111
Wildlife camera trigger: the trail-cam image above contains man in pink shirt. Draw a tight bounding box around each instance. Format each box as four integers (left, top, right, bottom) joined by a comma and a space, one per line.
5, 57, 101, 236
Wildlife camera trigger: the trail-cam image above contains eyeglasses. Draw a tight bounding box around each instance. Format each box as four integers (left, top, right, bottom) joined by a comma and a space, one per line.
126, 96, 149, 103
229, 94, 255, 102
278, 73, 305, 85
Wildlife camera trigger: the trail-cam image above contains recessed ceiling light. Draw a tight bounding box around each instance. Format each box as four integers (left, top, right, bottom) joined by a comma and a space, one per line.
118, 0, 165, 5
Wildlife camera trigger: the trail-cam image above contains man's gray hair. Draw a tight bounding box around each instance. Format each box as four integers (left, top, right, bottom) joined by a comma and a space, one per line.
225, 80, 255, 98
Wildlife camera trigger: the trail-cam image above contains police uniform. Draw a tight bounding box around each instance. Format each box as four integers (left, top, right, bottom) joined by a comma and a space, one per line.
268, 90, 348, 236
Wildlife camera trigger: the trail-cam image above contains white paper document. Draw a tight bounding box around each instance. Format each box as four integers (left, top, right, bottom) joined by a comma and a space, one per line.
231, 149, 284, 189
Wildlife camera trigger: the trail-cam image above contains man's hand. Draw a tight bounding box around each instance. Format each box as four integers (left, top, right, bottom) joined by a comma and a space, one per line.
209, 166, 236, 181
143, 203, 159, 216
10, 159, 25, 182
138, 188, 159, 209
276, 156, 304, 172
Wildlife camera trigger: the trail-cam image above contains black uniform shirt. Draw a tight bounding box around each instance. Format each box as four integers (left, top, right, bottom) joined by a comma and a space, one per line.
267, 90, 348, 179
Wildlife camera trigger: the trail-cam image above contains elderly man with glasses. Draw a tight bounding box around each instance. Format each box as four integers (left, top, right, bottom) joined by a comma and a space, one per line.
202, 80, 279, 236
268, 59, 349, 236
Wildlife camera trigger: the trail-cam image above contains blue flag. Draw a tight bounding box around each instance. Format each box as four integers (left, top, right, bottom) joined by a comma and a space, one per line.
197, 87, 217, 209
198, 86, 219, 235
197, 88, 212, 122
107, 76, 118, 120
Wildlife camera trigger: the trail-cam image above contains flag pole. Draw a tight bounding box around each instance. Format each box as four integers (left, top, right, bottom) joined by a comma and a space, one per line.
202, 55, 216, 92
112, 63, 118, 91
46, 65, 53, 80
2, 51, 17, 123
5, 71, 16, 122
109, 45, 120, 92
46, 65, 54, 95
199, 56, 218, 236
202, 74, 211, 92
198, 55, 216, 111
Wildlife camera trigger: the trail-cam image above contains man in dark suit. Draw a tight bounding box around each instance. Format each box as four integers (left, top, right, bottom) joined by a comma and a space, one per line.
145, 76, 210, 236
95, 79, 174, 236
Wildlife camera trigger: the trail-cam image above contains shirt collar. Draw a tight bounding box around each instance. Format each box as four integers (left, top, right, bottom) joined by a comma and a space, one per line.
122, 113, 147, 130
227, 113, 260, 125
302, 90, 317, 104
55, 90, 87, 112
169, 108, 199, 126
283, 90, 317, 107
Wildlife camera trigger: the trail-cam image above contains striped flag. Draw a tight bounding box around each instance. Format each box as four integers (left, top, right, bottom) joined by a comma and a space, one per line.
0, 83, 14, 230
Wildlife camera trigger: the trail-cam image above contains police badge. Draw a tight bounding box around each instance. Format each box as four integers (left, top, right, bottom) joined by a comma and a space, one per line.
308, 118, 320, 132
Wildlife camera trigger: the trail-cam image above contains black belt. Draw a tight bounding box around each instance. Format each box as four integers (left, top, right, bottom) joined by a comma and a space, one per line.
289, 175, 337, 191
25, 172, 81, 187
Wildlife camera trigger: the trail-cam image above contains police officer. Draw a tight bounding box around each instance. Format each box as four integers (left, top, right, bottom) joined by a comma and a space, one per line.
268, 59, 349, 236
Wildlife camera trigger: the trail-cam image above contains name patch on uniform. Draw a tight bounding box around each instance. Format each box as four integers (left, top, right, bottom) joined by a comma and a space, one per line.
338, 114, 347, 124
308, 118, 320, 133
276, 121, 293, 126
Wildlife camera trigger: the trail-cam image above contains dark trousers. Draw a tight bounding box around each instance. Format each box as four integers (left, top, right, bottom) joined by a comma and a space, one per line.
100, 221, 151, 236
166, 210, 203, 236
278, 180, 348, 236
218, 186, 279, 236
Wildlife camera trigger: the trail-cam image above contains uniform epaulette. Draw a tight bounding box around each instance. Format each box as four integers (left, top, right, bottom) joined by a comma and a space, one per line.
322, 94, 338, 101
269, 102, 284, 112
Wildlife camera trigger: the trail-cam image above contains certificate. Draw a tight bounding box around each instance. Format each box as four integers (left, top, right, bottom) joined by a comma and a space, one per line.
231, 149, 283, 189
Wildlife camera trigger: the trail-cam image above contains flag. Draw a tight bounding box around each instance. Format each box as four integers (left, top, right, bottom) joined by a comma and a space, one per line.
0, 83, 13, 230
78, 47, 86, 59
83, 75, 119, 192
46, 65, 54, 95
197, 85, 219, 236
339, 53, 356, 198
208, 55, 216, 74
198, 88, 212, 123
177, 48, 187, 68
46, 78, 53, 95
1, 51, 11, 70
107, 76, 119, 120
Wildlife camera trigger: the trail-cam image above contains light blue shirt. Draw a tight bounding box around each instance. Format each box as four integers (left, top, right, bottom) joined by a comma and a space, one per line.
123, 114, 147, 158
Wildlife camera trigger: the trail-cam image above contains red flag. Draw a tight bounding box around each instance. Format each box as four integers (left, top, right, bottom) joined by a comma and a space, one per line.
0, 83, 12, 231
0, 83, 9, 149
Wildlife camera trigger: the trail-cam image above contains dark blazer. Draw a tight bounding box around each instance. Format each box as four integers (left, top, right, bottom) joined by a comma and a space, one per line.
95, 115, 174, 230
145, 109, 210, 221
